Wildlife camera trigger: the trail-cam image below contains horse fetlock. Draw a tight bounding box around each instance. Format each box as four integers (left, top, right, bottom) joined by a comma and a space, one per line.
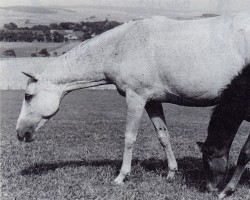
166, 169, 176, 180
113, 176, 125, 185
114, 171, 130, 184
168, 161, 178, 171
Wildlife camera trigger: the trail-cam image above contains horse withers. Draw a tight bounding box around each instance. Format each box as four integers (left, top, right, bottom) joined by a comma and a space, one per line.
16, 11, 250, 198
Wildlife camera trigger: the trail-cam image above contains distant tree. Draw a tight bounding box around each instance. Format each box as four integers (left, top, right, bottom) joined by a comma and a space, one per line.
73, 23, 82, 31
36, 34, 45, 42
60, 22, 75, 30
0, 30, 4, 41
4, 31, 18, 42
44, 30, 52, 42
49, 23, 62, 30
39, 48, 50, 57
53, 52, 58, 56
18, 27, 30, 30
4, 22, 18, 30
31, 25, 50, 31
18, 31, 34, 42
3, 49, 16, 57
62, 52, 66, 55
31, 53, 37, 57
81, 32, 92, 41
52, 31, 64, 42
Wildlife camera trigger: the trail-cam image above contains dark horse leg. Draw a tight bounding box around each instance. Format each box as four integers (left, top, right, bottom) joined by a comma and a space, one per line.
145, 101, 178, 179
197, 109, 243, 192
218, 133, 250, 199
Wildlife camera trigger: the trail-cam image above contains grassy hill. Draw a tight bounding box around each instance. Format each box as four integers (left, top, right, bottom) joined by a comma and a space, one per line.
1, 6, 57, 14
0, 5, 225, 28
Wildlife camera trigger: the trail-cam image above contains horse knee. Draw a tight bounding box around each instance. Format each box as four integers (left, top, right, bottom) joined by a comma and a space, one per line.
125, 132, 136, 149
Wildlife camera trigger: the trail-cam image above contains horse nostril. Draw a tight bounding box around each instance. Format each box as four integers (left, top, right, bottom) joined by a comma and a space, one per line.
17, 131, 33, 142
24, 132, 33, 142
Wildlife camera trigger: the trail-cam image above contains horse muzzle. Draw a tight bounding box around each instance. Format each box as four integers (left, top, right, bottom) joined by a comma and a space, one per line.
16, 130, 34, 142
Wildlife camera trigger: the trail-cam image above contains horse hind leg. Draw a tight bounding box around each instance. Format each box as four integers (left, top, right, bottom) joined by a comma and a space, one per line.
145, 101, 178, 180
114, 90, 146, 184
218, 133, 250, 199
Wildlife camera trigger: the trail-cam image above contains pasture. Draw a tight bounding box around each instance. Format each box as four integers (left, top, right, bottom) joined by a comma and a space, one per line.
0, 42, 81, 58
0, 57, 54, 90
0, 42, 63, 58
1, 90, 250, 200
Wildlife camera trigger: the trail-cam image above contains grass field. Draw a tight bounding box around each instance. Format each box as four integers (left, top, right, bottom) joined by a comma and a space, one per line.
1, 90, 250, 200
0, 57, 54, 90
0, 42, 80, 58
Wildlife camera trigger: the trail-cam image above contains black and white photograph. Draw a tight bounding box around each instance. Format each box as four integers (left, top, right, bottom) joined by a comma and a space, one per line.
0, 0, 250, 199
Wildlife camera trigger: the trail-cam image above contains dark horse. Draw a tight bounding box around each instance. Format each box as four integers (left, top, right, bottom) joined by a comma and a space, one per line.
198, 63, 250, 198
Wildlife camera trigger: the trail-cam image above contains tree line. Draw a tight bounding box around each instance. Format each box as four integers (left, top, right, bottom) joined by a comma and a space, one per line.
0, 20, 121, 42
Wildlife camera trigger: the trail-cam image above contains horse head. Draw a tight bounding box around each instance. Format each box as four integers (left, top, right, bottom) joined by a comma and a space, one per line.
197, 142, 229, 192
16, 72, 64, 142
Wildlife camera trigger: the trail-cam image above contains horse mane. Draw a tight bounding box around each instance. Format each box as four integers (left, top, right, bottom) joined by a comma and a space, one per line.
206, 62, 250, 148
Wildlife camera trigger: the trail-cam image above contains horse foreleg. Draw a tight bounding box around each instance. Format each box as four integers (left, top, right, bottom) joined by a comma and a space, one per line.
114, 90, 146, 184
218, 133, 250, 199
145, 101, 178, 180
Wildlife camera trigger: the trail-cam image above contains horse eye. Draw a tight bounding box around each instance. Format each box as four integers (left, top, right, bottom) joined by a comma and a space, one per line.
25, 94, 33, 102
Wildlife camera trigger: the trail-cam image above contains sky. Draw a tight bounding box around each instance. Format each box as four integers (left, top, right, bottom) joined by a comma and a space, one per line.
1, 0, 250, 12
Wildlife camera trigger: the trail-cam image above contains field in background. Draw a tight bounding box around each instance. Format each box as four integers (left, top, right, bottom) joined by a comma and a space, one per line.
1, 90, 250, 200
0, 57, 54, 90
0, 41, 81, 58
49, 41, 81, 56
0, 5, 213, 28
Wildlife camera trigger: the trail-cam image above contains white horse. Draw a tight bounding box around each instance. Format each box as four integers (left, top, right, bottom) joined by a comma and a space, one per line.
16, 12, 250, 198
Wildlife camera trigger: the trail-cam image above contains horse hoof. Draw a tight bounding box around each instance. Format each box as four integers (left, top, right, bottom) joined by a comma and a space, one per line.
113, 179, 124, 185
113, 176, 125, 185
166, 170, 175, 180
218, 192, 226, 199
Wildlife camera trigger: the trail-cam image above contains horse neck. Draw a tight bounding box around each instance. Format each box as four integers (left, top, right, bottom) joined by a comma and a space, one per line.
40, 45, 108, 92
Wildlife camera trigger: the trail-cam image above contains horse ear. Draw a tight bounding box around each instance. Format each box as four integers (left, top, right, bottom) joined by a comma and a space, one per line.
196, 142, 205, 152
22, 71, 38, 81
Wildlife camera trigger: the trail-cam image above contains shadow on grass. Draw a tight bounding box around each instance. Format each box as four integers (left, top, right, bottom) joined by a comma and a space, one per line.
20, 157, 250, 191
